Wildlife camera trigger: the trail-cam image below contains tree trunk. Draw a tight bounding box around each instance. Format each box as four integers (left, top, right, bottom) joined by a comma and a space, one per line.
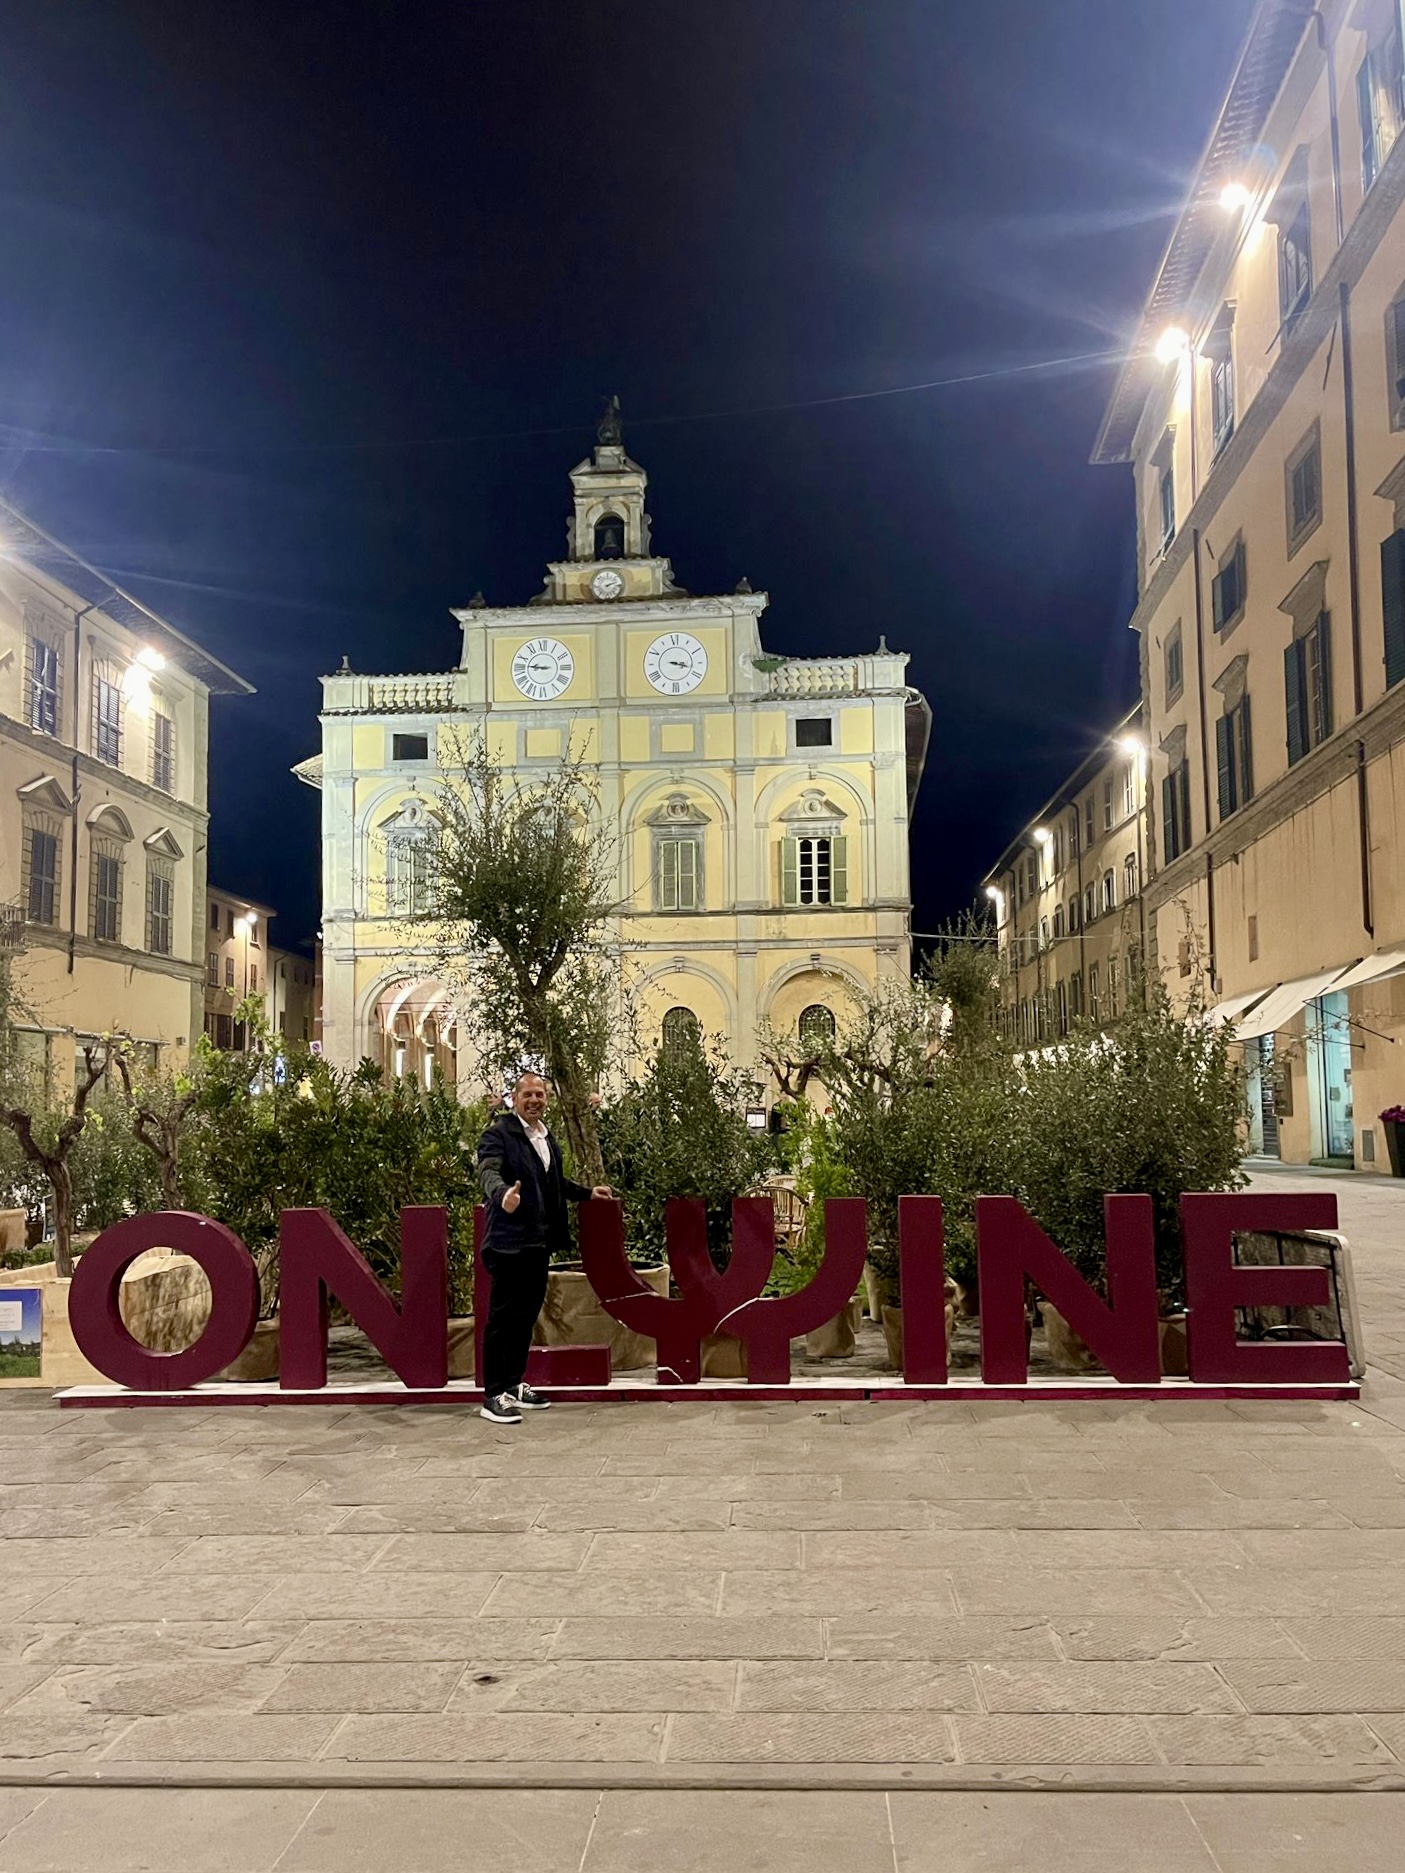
52, 1169, 75, 1280
550, 1052, 603, 1187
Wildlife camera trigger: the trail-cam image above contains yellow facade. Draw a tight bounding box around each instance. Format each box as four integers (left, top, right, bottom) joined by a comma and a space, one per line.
1094, 0, 1405, 1164
0, 500, 251, 1090
299, 428, 931, 1095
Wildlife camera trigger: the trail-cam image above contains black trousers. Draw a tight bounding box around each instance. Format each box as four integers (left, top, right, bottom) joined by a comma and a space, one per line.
481, 1249, 551, 1398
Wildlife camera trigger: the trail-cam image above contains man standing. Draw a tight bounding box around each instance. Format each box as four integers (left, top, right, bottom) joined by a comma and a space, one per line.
476, 1072, 611, 1424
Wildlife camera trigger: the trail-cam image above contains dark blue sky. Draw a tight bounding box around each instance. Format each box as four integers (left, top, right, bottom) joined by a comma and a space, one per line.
0, 0, 1258, 949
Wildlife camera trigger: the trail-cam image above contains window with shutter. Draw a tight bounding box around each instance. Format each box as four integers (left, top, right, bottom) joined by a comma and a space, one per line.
1216, 698, 1253, 818
1384, 529, 1405, 688
90, 847, 122, 943
92, 670, 122, 767
655, 834, 701, 912
1217, 714, 1234, 818
1212, 542, 1246, 632
24, 826, 60, 926
1164, 625, 1184, 700
1279, 199, 1312, 331
26, 637, 61, 737
829, 835, 849, 905
151, 711, 175, 793
1285, 637, 1308, 765
1287, 429, 1322, 550
147, 861, 174, 957
1389, 297, 1405, 428
781, 838, 800, 906
1307, 612, 1332, 745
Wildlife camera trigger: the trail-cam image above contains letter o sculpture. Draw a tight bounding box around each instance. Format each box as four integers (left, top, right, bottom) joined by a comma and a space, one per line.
68, 1212, 261, 1391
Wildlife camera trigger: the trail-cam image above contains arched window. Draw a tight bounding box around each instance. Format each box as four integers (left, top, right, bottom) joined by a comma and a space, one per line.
1084, 884, 1096, 925
1102, 868, 1116, 913
594, 512, 625, 560
1124, 852, 1139, 900
798, 1003, 836, 1051
1068, 896, 1081, 933
380, 800, 438, 916
661, 1005, 701, 1062
1053, 905, 1064, 941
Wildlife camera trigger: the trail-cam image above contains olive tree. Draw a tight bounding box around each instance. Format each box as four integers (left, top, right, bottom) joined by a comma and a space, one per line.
415, 731, 624, 1185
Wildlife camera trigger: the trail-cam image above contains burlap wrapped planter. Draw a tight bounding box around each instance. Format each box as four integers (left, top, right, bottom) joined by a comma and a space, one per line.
531, 1265, 670, 1372
805, 1297, 863, 1359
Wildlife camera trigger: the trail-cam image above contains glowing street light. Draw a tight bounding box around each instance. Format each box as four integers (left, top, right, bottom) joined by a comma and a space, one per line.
1155, 326, 1191, 365
1117, 734, 1146, 759
1032, 827, 1053, 847
1219, 181, 1253, 213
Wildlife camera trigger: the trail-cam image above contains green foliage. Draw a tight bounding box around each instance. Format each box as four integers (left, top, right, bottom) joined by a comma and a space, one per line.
598, 1026, 778, 1268
809, 967, 1244, 1309
768, 1100, 856, 1297
1011, 985, 1246, 1307
420, 730, 623, 1185
68, 1089, 163, 1232
180, 1039, 487, 1314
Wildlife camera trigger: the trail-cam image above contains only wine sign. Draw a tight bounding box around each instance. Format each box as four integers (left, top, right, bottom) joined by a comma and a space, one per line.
55, 1192, 1359, 1406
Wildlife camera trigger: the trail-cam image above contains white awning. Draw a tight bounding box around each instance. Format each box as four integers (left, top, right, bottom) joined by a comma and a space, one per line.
1235, 967, 1353, 1041
1206, 988, 1272, 1027
1329, 945, 1405, 994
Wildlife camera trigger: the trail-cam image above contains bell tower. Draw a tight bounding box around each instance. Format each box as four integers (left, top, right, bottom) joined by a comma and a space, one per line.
536, 399, 684, 605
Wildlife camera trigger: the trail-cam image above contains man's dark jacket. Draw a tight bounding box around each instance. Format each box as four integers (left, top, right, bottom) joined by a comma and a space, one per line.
476, 1112, 592, 1257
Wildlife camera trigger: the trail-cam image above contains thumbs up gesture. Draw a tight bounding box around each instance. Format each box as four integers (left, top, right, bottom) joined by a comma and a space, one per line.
501, 1181, 522, 1214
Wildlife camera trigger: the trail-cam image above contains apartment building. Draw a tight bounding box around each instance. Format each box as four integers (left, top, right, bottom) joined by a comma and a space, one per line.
1093, 0, 1405, 1165
202, 888, 275, 1051
982, 708, 1148, 1044
0, 500, 251, 1089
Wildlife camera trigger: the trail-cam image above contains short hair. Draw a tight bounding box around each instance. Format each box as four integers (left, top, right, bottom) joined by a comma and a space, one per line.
510, 1071, 547, 1092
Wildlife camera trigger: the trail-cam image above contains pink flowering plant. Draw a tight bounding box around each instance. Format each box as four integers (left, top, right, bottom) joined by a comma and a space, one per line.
1380, 1106, 1405, 1124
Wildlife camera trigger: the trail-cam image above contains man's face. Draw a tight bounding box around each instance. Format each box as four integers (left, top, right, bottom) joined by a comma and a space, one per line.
512, 1076, 548, 1123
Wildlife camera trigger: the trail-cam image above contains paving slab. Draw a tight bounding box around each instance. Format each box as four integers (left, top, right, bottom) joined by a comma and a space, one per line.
0, 1786, 318, 1872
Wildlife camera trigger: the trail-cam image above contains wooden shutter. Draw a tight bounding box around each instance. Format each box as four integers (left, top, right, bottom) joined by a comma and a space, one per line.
678, 837, 699, 911
1212, 566, 1226, 631
1285, 638, 1307, 765
1161, 773, 1177, 862
1382, 530, 1405, 689
829, 836, 849, 905
781, 838, 799, 906
1312, 612, 1333, 743
1216, 714, 1234, 819
1392, 301, 1405, 405
1237, 696, 1253, 803
1177, 761, 1192, 853
1360, 58, 1378, 187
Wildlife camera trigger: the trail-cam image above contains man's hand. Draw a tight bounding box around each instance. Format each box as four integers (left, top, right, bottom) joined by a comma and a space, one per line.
590, 1184, 614, 1200
501, 1181, 522, 1214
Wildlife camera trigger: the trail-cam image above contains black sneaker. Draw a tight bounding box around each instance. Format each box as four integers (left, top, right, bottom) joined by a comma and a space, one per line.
514, 1383, 552, 1411
480, 1392, 522, 1424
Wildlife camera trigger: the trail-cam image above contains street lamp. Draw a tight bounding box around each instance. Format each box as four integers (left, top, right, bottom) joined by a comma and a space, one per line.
1219, 182, 1253, 213
1155, 326, 1191, 365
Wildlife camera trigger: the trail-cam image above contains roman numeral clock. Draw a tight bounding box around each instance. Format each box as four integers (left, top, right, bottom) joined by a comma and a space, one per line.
511, 637, 575, 702
644, 631, 708, 696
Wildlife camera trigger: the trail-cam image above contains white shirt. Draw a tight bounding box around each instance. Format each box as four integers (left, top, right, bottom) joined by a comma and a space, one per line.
519, 1116, 551, 1171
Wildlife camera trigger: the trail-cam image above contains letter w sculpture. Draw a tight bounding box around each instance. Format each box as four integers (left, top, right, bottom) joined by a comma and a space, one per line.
579, 1196, 868, 1383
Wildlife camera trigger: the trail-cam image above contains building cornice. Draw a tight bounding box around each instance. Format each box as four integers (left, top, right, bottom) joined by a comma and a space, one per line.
1146, 678, 1405, 913
451, 593, 771, 627
18, 923, 202, 985
0, 712, 210, 826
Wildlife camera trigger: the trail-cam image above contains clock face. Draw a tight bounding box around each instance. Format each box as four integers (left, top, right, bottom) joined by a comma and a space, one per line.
511, 637, 575, 701
644, 631, 708, 695
591, 568, 626, 601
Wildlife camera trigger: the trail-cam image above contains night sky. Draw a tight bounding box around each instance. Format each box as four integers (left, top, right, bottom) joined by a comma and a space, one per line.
0, 0, 1259, 953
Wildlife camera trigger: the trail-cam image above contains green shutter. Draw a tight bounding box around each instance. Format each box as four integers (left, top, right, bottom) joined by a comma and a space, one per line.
1238, 696, 1254, 803
1212, 566, 1226, 631
830, 835, 849, 905
781, 838, 799, 906
1161, 773, 1176, 862
679, 837, 699, 911
1313, 612, 1333, 742
1285, 638, 1307, 765
1216, 714, 1234, 820
1383, 530, 1405, 688
1178, 761, 1192, 853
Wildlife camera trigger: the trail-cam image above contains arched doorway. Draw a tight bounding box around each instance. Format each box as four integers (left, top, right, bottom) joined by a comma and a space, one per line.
369, 979, 460, 1090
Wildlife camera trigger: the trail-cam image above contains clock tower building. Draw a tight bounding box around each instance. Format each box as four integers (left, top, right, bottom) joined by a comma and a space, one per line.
299, 406, 931, 1093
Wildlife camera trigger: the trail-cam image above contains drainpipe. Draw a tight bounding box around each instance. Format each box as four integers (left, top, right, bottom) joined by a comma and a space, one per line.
66, 602, 101, 975
1190, 529, 1218, 988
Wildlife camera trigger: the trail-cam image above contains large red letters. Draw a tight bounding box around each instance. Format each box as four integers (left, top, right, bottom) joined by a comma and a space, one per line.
68, 1211, 259, 1390
66, 1191, 1357, 1395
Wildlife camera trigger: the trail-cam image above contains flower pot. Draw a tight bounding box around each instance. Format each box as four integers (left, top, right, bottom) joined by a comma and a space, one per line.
531, 1265, 669, 1372
701, 1332, 748, 1378
1040, 1300, 1103, 1374
1383, 1118, 1405, 1178
880, 1304, 903, 1372
805, 1300, 858, 1360
1158, 1313, 1189, 1378
862, 1261, 885, 1321
447, 1315, 475, 1379
218, 1318, 280, 1383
